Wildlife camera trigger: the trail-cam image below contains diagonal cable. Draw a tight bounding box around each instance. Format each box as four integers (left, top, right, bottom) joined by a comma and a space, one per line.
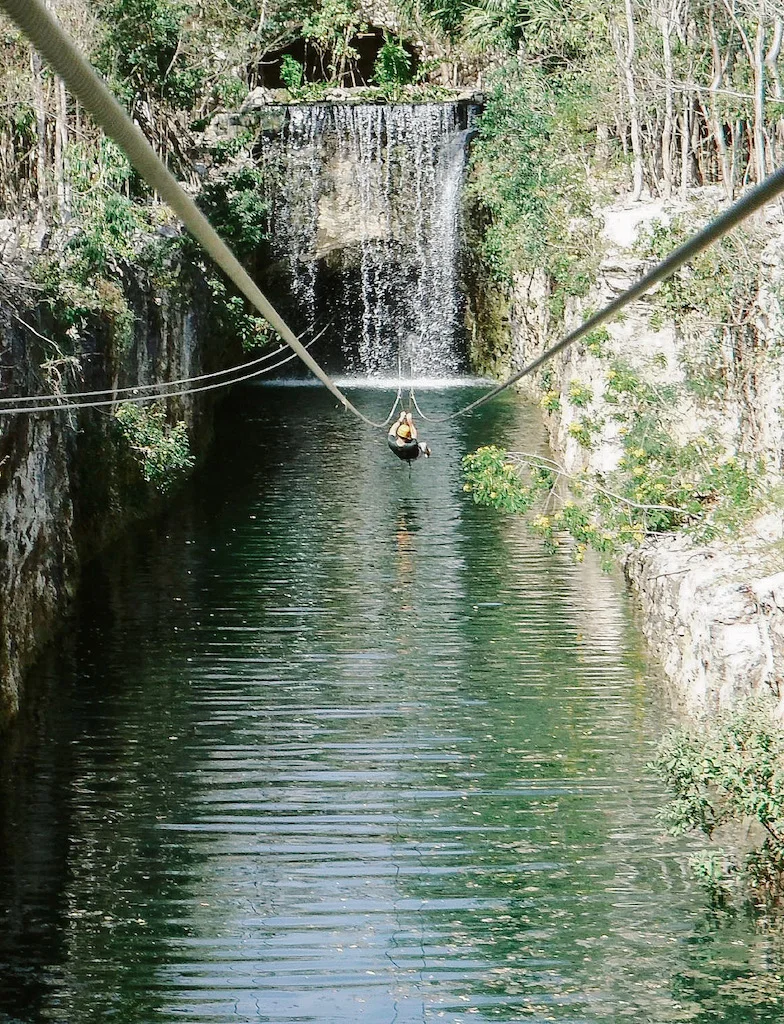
413, 161, 784, 423
0, 0, 392, 428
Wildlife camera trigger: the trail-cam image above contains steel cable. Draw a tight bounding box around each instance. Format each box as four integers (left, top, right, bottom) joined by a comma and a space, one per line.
0, 321, 330, 408
0, 0, 394, 428
4, 0, 784, 430
0, 341, 320, 415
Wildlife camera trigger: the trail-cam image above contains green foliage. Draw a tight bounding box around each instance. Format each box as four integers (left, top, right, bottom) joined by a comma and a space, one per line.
302, 0, 366, 82
34, 144, 143, 355
462, 356, 762, 563
539, 389, 561, 413
652, 697, 784, 907
96, 0, 203, 107
195, 167, 267, 261
637, 215, 761, 331
567, 415, 600, 448
567, 379, 593, 408
466, 62, 600, 310
202, 274, 279, 352
584, 326, 610, 358
372, 37, 413, 88
277, 56, 331, 102
208, 128, 257, 167
115, 402, 195, 491
210, 73, 247, 111
186, 167, 276, 351
280, 55, 304, 92
463, 445, 554, 515
413, 0, 603, 61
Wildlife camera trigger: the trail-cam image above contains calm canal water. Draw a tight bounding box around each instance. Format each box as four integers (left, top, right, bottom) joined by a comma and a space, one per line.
2, 384, 783, 1024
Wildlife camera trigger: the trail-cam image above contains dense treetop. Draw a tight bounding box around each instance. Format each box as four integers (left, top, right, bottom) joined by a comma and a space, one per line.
0, 0, 781, 219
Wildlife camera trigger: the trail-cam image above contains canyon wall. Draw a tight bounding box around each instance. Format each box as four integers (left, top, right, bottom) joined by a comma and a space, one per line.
0, 263, 217, 727
469, 193, 784, 714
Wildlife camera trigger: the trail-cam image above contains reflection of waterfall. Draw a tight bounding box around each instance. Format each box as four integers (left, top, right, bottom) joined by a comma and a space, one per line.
259, 103, 474, 377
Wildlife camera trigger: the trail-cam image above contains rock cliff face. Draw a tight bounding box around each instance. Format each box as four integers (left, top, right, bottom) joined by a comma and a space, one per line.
0, 266, 216, 728
469, 193, 784, 714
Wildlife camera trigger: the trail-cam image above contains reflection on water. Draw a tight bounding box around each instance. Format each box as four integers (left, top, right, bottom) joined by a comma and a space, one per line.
2, 385, 784, 1023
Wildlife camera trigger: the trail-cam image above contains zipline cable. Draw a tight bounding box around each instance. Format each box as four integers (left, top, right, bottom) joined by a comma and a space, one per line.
0, 320, 331, 408
412, 161, 784, 423
4, 0, 784, 430
0, 0, 393, 428
1, 340, 316, 415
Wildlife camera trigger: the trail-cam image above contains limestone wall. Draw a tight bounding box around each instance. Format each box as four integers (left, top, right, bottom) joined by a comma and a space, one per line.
0, 266, 216, 727
474, 193, 784, 713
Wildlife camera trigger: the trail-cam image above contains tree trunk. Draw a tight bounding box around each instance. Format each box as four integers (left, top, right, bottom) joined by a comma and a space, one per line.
708, 1, 733, 198
622, 0, 644, 200
53, 77, 69, 219
752, 13, 767, 182
596, 122, 611, 165
660, 1, 675, 198
30, 48, 47, 207
765, 16, 783, 165
680, 94, 691, 198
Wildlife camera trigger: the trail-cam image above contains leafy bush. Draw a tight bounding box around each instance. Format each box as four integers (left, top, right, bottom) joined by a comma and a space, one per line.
372, 37, 413, 87
302, 0, 366, 82
463, 445, 554, 515
466, 62, 600, 310
184, 167, 276, 350
280, 55, 304, 92
462, 409, 761, 563
115, 402, 195, 491
195, 167, 268, 261
96, 0, 204, 108
652, 697, 784, 907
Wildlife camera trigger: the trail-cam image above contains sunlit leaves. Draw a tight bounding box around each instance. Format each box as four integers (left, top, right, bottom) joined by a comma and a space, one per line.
653, 697, 784, 907
115, 401, 195, 491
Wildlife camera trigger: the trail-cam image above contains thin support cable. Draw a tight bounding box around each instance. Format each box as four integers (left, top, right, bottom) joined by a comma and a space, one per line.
408, 389, 436, 423
0, 320, 331, 407
0, 341, 314, 416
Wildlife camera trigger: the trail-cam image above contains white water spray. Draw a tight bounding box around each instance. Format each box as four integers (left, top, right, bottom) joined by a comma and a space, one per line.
260, 103, 470, 378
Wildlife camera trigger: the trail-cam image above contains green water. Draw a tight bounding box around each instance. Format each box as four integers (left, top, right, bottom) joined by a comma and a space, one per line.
1, 385, 783, 1023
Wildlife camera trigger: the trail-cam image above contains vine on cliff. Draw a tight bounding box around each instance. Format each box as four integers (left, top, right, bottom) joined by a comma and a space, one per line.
465, 62, 600, 318
115, 402, 195, 491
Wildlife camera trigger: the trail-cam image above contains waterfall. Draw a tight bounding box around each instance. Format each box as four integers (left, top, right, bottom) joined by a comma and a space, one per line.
258, 103, 473, 378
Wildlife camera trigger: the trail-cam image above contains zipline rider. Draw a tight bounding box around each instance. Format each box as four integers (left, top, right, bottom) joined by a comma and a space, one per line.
388, 411, 431, 462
